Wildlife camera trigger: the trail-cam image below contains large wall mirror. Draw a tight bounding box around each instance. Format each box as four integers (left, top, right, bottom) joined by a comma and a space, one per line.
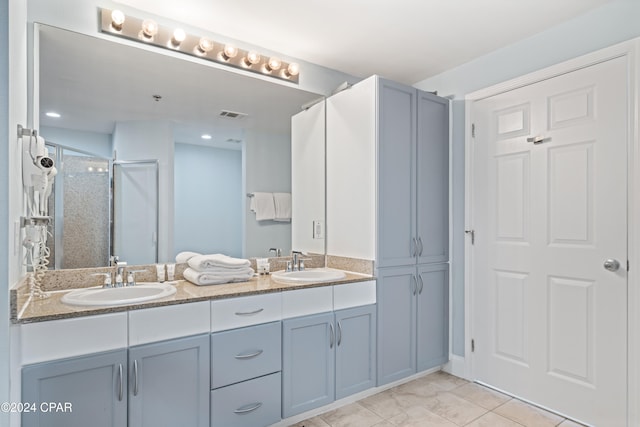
36, 24, 325, 269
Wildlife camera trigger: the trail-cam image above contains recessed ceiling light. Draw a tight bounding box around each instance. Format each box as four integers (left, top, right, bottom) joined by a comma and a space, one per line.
201, 134, 212, 140
45, 111, 61, 118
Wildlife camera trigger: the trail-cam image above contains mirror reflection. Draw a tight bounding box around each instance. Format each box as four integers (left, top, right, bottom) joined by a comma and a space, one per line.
37, 25, 324, 269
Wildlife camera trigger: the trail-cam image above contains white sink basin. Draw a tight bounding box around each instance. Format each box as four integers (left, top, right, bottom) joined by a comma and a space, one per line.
61, 282, 177, 307
271, 268, 346, 284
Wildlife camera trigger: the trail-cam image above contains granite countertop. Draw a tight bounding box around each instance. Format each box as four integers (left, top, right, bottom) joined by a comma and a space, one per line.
13, 270, 374, 324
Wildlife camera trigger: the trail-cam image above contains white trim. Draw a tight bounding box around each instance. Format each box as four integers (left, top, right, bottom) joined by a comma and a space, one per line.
464, 37, 640, 426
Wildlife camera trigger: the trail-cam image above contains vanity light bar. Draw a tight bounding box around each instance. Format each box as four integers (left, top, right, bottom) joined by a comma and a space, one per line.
99, 8, 300, 84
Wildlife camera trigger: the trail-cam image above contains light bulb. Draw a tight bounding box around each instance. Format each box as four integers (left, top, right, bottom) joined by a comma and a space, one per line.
196, 37, 214, 55
170, 28, 186, 47
285, 62, 300, 77
266, 57, 282, 72
140, 19, 158, 40
111, 10, 125, 31
222, 44, 238, 61
243, 51, 261, 67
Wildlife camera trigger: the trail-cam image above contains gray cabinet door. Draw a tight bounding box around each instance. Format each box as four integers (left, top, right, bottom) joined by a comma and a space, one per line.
377, 78, 417, 268
417, 263, 450, 371
376, 266, 417, 385
282, 312, 335, 418
128, 334, 209, 427
416, 91, 450, 265
335, 304, 377, 399
22, 349, 127, 427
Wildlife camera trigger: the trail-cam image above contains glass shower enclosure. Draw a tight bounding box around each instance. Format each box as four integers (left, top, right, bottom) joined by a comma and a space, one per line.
45, 143, 159, 269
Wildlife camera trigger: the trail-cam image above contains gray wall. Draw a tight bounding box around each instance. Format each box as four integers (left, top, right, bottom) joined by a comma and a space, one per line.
174, 143, 243, 258
40, 126, 112, 158
244, 129, 292, 258
413, 0, 640, 357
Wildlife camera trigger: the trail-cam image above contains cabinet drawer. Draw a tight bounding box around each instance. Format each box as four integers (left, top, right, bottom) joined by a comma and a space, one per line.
211, 322, 281, 389
211, 293, 282, 332
210, 372, 281, 427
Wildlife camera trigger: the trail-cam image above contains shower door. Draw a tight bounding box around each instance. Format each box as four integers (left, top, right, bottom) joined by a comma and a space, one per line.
45, 143, 111, 269
112, 160, 159, 265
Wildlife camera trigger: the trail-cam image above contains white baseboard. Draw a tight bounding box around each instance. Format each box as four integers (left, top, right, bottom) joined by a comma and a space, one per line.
270, 366, 442, 427
443, 354, 469, 380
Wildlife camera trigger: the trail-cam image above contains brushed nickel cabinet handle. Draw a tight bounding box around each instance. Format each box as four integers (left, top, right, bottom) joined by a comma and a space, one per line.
337, 321, 342, 346
133, 360, 139, 396
234, 350, 264, 360
234, 308, 264, 316
117, 363, 123, 401
234, 402, 262, 414
329, 323, 335, 349
418, 274, 424, 294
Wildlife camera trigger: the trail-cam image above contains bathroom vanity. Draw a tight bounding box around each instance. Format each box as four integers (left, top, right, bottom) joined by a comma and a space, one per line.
15, 272, 376, 427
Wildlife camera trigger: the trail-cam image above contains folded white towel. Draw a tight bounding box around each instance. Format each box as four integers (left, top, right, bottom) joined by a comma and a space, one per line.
188, 253, 251, 271
176, 251, 201, 264
250, 192, 276, 221
273, 192, 292, 222
183, 267, 254, 286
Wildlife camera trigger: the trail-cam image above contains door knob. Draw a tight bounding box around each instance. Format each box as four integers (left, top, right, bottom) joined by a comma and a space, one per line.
603, 259, 621, 272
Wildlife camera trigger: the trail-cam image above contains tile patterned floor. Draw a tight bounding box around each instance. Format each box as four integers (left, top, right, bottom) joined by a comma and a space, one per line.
289, 372, 585, 427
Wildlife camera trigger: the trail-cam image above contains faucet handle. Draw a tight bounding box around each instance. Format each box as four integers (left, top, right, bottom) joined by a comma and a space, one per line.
91, 272, 112, 288
126, 270, 146, 287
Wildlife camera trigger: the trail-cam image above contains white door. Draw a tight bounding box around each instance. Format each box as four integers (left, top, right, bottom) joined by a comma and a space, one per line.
472, 56, 628, 426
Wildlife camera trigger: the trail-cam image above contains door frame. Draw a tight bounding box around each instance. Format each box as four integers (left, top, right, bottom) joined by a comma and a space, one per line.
463, 38, 640, 425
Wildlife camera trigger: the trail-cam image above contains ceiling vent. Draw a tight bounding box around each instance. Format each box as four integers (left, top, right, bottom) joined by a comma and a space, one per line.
219, 110, 248, 119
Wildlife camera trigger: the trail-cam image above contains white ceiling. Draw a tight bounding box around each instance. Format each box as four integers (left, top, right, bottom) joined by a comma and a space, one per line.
113, 0, 614, 84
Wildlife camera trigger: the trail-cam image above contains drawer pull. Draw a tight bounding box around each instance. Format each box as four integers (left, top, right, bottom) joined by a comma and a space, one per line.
234, 308, 264, 316
234, 349, 264, 360
234, 402, 263, 414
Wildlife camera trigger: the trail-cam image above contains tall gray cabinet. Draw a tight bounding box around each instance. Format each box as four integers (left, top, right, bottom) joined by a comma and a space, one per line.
326, 75, 449, 387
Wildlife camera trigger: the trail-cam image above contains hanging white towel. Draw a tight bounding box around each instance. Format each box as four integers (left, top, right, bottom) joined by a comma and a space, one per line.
250, 192, 276, 221
273, 192, 292, 222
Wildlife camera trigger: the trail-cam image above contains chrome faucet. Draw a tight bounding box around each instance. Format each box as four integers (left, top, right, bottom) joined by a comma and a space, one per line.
269, 247, 282, 257
114, 261, 127, 288
291, 251, 304, 271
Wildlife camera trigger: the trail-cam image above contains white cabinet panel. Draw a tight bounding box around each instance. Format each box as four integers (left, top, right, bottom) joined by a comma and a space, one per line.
21, 313, 127, 364
128, 301, 210, 346
282, 286, 332, 319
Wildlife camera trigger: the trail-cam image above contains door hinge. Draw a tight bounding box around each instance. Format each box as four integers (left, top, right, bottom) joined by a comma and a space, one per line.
627, 260, 630, 272
471, 339, 475, 352
471, 123, 476, 138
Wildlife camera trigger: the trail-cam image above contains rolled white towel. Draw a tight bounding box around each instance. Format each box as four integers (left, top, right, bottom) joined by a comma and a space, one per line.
183, 267, 254, 286
188, 254, 251, 271
176, 251, 201, 264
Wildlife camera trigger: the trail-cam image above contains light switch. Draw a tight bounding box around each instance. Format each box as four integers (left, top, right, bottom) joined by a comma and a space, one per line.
313, 220, 324, 239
